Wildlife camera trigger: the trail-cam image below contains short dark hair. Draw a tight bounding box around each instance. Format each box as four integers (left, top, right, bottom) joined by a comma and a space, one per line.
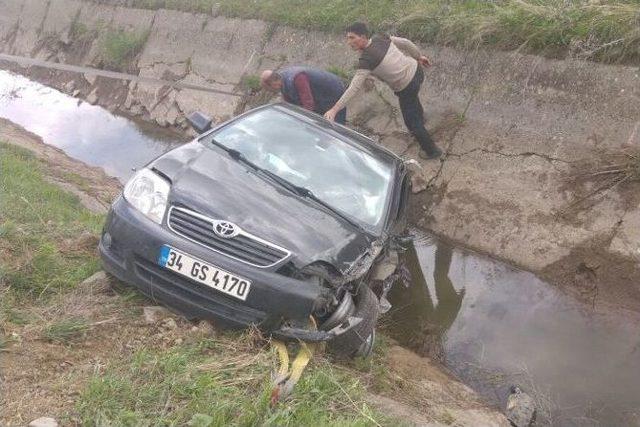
345, 22, 369, 37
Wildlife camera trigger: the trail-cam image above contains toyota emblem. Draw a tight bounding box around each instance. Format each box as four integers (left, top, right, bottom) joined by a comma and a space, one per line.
213, 220, 239, 238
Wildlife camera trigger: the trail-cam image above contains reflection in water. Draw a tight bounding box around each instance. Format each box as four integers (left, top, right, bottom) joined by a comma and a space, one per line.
0, 69, 184, 182
387, 233, 640, 426
386, 242, 464, 360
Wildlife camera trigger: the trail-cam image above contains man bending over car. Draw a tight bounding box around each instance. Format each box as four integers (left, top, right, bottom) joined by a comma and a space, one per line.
261, 66, 347, 125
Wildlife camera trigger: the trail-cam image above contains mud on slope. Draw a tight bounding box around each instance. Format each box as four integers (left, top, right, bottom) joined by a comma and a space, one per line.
0, 0, 639, 312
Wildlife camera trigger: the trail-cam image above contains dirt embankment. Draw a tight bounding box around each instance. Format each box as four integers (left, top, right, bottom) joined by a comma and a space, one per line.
1, 0, 639, 312
0, 118, 121, 212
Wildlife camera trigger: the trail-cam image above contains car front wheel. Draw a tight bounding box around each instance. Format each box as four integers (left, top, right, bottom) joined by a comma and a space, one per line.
329, 285, 379, 358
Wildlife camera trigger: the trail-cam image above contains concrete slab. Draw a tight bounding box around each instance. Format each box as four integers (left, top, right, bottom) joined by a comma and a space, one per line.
174, 72, 238, 121
262, 26, 353, 71
10, 0, 50, 56
0, 0, 22, 48
189, 16, 267, 83
138, 9, 205, 67
112, 6, 155, 31
41, 0, 83, 36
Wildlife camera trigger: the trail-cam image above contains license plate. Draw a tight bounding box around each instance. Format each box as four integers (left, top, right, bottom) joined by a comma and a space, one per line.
158, 245, 251, 301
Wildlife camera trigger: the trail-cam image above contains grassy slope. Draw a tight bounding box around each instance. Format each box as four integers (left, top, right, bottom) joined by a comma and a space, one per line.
0, 143, 103, 298
127, 0, 639, 63
0, 142, 398, 426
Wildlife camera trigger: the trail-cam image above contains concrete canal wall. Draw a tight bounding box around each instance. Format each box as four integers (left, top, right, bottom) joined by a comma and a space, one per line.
1, 0, 639, 311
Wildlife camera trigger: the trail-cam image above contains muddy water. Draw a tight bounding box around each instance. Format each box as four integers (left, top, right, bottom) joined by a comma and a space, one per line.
0, 70, 184, 182
2, 69, 639, 426
387, 233, 640, 426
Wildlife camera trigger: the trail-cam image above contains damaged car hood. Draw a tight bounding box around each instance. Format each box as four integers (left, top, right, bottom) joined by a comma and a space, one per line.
151, 141, 377, 273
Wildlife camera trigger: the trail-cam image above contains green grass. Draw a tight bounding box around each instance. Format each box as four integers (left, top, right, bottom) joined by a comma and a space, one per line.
326, 65, 355, 83
0, 142, 103, 298
76, 336, 393, 426
99, 28, 150, 71
44, 317, 90, 343
121, 0, 640, 64
240, 74, 261, 92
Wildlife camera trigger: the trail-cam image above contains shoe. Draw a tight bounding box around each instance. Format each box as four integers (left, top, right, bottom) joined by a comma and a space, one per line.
419, 149, 442, 160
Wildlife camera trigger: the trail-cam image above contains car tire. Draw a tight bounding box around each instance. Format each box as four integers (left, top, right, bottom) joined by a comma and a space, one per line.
329, 285, 379, 358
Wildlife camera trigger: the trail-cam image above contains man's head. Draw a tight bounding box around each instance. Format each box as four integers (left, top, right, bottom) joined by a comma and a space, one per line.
345, 22, 370, 51
260, 69, 283, 91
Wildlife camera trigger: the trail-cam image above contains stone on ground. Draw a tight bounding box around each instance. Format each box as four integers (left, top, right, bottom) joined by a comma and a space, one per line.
143, 306, 172, 324
28, 417, 59, 427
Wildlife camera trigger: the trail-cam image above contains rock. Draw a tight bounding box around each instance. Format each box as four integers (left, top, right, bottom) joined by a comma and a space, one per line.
80, 271, 109, 290
411, 173, 428, 194
404, 158, 429, 194
143, 306, 171, 324
83, 72, 98, 86
64, 81, 75, 92
28, 417, 58, 427
162, 318, 178, 330
197, 320, 216, 335
124, 92, 135, 109
86, 89, 98, 105
155, 117, 169, 127
371, 250, 399, 281
506, 386, 536, 427
129, 104, 144, 116
72, 89, 80, 97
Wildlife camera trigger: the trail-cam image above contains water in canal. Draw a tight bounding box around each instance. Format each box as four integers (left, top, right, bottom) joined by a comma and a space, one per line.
0, 69, 183, 182
2, 68, 639, 426
387, 234, 640, 426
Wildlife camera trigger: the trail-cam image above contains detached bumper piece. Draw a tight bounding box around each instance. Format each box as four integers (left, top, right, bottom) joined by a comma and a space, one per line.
272, 316, 362, 342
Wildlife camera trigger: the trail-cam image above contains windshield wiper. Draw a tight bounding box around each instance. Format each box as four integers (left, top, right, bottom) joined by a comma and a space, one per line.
295, 186, 367, 233
208, 138, 245, 161
209, 138, 367, 233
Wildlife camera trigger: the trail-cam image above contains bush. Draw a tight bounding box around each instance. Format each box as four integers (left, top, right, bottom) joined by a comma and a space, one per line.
99, 28, 149, 71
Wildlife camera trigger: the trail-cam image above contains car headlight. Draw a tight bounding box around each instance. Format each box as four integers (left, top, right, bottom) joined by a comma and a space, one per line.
123, 168, 170, 224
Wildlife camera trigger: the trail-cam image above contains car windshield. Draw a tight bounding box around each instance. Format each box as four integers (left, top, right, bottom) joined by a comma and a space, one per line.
203, 108, 394, 230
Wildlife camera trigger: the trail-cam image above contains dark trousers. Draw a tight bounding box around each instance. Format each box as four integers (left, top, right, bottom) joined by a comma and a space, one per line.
395, 67, 439, 155
335, 107, 347, 125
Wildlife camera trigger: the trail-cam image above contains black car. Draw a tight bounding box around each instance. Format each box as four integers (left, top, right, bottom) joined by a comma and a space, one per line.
99, 103, 410, 357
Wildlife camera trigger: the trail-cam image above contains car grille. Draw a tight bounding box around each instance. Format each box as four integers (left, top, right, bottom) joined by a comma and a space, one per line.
167, 206, 290, 268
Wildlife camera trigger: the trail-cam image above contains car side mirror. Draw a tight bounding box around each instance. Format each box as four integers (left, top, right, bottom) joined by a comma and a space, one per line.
187, 111, 213, 134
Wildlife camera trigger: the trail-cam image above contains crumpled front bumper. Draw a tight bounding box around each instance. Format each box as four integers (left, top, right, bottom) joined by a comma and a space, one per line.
99, 196, 334, 335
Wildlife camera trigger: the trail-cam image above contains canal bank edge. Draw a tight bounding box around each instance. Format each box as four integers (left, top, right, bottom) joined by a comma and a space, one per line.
0, 119, 509, 426
0, 0, 639, 312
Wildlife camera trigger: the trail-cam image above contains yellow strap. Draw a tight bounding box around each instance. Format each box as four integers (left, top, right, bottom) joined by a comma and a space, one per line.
272, 340, 290, 382
288, 342, 314, 384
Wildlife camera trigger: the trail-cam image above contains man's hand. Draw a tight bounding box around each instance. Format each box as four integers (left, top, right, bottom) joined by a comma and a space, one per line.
418, 55, 431, 67
324, 108, 338, 122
